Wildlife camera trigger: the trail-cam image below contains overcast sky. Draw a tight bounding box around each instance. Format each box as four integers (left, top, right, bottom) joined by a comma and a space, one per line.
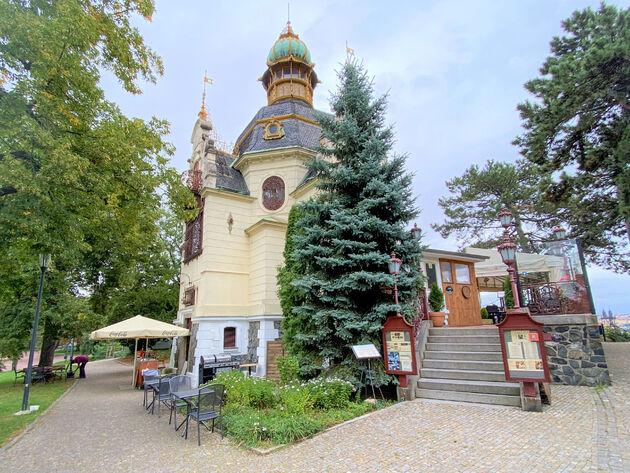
101, 0, 629, 314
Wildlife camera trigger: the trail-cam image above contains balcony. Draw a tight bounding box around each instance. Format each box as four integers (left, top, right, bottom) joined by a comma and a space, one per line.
182, 169, 203, 194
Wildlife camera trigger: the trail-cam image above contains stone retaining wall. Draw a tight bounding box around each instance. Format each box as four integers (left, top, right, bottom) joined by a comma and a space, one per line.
533, 314, 610, 386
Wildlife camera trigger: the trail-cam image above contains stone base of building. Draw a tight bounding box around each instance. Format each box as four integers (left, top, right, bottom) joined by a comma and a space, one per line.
534, 314, 610, 386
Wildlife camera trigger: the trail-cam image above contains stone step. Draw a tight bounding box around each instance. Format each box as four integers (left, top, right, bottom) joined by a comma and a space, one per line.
421, 368, 507, 382
429, 327, 499, 336
424, 351, 503, 362
417, 388, 521, 407
425, 343, 502, 353
422, 359, 505, 371
427, 335, 500, 344
418, 378, 520, 396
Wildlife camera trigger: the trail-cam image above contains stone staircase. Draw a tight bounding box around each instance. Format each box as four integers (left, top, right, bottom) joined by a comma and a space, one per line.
416, 326, 521, 407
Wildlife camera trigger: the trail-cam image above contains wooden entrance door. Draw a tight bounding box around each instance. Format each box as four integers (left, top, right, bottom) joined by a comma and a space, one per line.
439, 259, 482, 327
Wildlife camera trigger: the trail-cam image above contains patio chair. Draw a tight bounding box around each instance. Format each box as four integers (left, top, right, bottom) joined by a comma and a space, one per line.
13, 368, 26, 386
168, 375, 193, 430
143, 372, 160, 409
151, 374, 174, 417
184, 383, 225, 446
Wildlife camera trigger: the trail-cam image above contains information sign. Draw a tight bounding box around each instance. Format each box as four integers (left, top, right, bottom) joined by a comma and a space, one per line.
351, 344, 381, 359
382, 316, 417, 383
497, 307, 550, 383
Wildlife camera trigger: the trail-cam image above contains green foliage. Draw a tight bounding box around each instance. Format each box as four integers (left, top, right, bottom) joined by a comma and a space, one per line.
428, 283, 445, 312
282, 61, 423, 384
214, 370, 277, 409
306, 377, 355, 409
432, 160, 559, 252
276, 354, 300, 385
503, 278, 514, 310
0, 1, 194, 360
514, 4, 630, 273
481, 308, 489, 319
604, 326, 630, 342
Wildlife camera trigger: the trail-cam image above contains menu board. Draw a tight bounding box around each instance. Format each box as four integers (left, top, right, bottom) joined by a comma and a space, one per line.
504, 329, 545, 380
351, 344, 381, 359
385, 330, 413, 372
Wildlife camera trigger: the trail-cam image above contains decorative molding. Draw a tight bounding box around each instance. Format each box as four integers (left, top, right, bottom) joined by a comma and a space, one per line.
244, 217, 288, 236
262, 119, 285, 141
202, 187, 256, 202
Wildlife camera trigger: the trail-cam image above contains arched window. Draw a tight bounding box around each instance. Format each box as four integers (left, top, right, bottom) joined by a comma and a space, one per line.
224, 327, 236, 349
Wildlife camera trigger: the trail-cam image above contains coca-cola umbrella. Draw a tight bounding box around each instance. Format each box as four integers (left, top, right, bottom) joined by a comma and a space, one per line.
89, 315, 189, 386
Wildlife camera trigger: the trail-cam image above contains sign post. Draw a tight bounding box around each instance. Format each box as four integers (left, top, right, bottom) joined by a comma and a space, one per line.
497, 307, 550, 411
382, 316, 417, 388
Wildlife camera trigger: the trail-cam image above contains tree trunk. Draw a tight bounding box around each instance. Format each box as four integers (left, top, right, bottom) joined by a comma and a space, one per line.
513, 213, 535, 252
38, 316, 59, 367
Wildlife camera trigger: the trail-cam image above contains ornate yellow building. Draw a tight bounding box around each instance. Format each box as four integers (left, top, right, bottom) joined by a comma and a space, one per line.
174, 23, 324, 381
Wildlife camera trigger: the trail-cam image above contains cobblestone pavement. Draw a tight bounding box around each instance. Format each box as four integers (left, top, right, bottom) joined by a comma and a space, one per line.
1, 343, 628, 473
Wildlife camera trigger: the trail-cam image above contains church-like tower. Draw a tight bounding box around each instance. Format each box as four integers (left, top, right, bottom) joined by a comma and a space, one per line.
175, 23, 326, 382
261, 22, 318, 106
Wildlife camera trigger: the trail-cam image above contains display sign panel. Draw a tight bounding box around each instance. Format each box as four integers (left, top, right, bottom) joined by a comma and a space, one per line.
503, 329, 545, 380
351, 344, 381, 359
385, 331, 413, 371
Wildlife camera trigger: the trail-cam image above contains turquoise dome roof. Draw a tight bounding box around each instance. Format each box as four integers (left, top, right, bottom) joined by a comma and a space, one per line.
267, 23, 312, 64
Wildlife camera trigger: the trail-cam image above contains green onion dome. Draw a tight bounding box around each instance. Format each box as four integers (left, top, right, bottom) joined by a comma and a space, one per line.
266, 22, 312, 65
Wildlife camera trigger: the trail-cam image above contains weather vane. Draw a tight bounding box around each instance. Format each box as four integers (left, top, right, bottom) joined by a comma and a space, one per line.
346, 41, 355, 62
199, 70, 213, 121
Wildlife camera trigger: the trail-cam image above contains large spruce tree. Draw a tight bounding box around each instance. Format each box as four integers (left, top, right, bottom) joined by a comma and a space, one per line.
282, 62, 422, 385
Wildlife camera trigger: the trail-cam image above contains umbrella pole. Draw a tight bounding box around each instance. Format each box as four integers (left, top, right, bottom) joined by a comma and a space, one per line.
132, 338, 138, 387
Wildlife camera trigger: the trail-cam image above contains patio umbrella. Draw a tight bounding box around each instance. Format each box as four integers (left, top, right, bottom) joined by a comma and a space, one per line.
89, 315, 189, 386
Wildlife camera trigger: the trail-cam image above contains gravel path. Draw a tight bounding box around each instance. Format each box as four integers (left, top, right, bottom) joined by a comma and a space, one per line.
1, 343, 628, 472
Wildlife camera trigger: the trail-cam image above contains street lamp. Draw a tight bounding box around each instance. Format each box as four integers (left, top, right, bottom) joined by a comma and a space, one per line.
388, 251, 402, 316
21, 254, 51, 412
552, 225, 567, 241
410, 223, 422, 241
497, 211, 521, 309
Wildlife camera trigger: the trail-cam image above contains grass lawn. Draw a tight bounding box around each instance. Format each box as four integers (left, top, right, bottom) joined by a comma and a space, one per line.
0, 370, 74, 447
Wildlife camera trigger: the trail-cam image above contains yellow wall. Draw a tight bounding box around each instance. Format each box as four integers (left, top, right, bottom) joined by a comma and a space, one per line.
179, 146, 317, 320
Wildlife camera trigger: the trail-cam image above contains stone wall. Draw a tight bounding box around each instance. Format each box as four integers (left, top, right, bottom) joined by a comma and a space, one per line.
534, 314, 610, 386
248, 321, 260, 362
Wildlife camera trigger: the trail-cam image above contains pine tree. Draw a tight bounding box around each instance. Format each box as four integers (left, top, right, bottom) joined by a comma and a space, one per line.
285, 62, 422, 385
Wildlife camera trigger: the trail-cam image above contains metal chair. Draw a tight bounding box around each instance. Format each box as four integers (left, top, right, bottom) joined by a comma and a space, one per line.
151, 375, 175, 417
168, 375, 193, 430
185, 383, 225, 445
143, 372, 160, 409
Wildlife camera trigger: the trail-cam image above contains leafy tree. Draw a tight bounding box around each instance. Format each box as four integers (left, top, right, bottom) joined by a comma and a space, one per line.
432, 159, 558, 252
0, 1, 195, 364
514, 4, 630, 273
285, 62, 423, 386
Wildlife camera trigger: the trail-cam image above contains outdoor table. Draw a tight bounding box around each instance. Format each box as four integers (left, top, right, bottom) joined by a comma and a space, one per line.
239, 363, 258, 375
134, 360, 158, 388
171, 387, 212, 434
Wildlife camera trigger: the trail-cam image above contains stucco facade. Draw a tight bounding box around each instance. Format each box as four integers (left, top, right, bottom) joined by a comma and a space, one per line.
173, 23, 322, 382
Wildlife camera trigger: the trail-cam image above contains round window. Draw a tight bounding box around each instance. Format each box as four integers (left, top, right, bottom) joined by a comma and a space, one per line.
262, 176, 285, 211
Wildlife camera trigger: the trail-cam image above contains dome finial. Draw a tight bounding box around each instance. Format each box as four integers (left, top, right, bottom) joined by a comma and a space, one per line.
198, 71, 213, 122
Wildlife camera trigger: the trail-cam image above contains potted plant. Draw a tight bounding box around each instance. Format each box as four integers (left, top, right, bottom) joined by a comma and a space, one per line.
428, 283, 446, 327
480, 308, 493, 325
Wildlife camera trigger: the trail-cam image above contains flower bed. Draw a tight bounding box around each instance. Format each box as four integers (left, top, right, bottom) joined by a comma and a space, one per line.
214, 371, 385, 448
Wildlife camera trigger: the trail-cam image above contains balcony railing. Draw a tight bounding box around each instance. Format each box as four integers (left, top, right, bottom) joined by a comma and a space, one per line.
182, 170, 203, 194
522, 280, 591, 315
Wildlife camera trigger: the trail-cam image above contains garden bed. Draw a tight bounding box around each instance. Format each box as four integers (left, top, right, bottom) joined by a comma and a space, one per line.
214, 371, 392, 449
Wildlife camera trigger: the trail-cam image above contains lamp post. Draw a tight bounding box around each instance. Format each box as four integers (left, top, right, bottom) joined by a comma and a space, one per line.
388, 251, 402, 316
21, 254, 51, 412
497, 209, 521, 309
410, 223, 422, 241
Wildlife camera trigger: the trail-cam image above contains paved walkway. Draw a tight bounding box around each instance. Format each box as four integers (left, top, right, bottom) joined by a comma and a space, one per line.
1, 343, 628, 473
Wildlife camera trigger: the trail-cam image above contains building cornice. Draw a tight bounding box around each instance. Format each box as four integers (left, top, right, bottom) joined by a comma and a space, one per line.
232, 145, 315, 172
201, 187, 256, 202
244, 217, 288, 236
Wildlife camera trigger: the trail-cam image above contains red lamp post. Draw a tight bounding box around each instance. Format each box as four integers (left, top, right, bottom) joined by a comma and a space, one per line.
388, 251, 402, 313
497, 208, 521, 309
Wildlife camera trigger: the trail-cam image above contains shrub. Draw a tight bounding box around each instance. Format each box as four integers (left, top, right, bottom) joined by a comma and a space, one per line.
480, 308, 489, 319
307, 377, 355, 409
276, 355, 300, 384
428, 283, 445, 312
604, 326, 630, 342
214, 370, 277, 409
278, 382, 313, 414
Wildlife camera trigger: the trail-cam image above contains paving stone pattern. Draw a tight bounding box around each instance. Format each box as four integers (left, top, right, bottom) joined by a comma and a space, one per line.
1, 343, 628, 473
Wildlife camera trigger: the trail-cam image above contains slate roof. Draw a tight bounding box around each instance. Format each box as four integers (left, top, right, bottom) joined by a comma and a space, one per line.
236, 98, 329, 156
214, 152, 249, 195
